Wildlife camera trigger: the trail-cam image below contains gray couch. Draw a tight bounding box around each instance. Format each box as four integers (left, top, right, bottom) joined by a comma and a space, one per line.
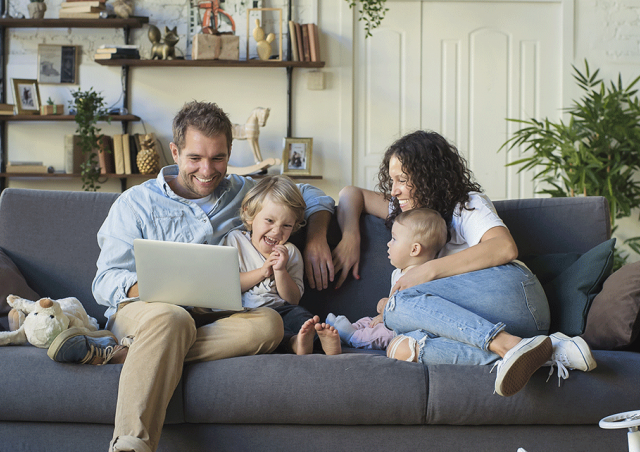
0, 188, 638, 452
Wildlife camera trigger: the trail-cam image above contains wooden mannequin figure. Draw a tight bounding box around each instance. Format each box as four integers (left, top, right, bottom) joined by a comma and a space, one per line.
253, 19, 274, 61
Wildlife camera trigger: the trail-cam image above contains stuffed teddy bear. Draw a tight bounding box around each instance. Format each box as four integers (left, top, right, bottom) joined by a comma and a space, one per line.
0, 295, 99, 348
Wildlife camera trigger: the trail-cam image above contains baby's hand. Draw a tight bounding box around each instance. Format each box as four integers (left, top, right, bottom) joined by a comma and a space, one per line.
271, 245, 290, 271
369, 313, 383, 327
377, 297, 389, 314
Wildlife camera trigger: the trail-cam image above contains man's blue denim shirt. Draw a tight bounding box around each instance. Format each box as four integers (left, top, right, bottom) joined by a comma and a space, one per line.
92, 165, 335, 319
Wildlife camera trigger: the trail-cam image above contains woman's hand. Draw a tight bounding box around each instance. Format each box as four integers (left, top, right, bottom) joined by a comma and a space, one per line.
390, 263, 437, 294
331, 233, 361, 289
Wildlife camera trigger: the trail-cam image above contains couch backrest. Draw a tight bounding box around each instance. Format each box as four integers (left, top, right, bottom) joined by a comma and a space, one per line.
0, 188, 611, 327
0, 189, 119, 325
300, 196, 612, 321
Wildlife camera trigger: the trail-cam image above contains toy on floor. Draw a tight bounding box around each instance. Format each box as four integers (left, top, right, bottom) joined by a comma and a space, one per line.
0, 295, 99, 348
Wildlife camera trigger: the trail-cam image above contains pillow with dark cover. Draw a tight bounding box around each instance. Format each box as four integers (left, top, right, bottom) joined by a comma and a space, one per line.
581, 261, 640, 350
0, 248, 40, 330
522, 238, 616, 336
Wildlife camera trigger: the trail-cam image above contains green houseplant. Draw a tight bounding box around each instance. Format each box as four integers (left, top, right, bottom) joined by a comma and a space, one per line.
501, 61, 640, 267
69, 88, 110, 191
346, 0, 389, 38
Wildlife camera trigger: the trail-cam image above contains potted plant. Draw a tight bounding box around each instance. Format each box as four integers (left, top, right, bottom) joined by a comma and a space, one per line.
346, 0, 389, 38
28, 0, 46, 19
69, 88, 110, 191
501, 60, 640, 267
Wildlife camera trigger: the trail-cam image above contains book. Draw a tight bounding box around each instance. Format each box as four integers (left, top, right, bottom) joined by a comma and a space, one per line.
95, 47, 140, 55
98, 44, 138, 50
64, 134, 85, 174
113, 134, 125, 174
308, 23, 318, 62
97, 135, 114, 174
288, 21, 299, 62
0, 103, 15, 115
94, 52, 140, 60
310, 23, 321, 62
294, 22, 304, 62
301, 24, 311, 62
122, 133, 132, 174
5, 163, 48, 173
60, 4, 105, 13
61, 0, 106, 3
129, 134, 140, 174
58, 11, 103, 18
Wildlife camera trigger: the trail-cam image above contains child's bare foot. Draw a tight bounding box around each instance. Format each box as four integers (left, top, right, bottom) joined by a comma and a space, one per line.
291, 316, 319, 355
315, 322, 342, 355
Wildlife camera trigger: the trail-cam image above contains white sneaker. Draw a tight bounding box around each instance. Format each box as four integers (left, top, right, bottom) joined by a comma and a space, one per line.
547, 332, 597, 371
545, 332, 597, 387
492, 335, 552, 397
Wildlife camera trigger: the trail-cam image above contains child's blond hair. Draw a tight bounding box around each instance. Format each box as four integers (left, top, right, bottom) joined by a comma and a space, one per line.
240, 175, 306, 232
395, 208, 447, 259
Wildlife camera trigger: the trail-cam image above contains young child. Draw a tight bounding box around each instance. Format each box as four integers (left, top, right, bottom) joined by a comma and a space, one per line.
326, 208, 447, 350
223, 175, 341, 355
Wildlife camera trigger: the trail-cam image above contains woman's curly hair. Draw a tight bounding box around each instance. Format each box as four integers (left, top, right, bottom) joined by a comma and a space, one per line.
377, 130, 482, 227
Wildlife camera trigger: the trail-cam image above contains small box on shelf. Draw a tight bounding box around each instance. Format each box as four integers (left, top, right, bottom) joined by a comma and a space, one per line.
40, 104, 64, 115
192, 34, 239, 61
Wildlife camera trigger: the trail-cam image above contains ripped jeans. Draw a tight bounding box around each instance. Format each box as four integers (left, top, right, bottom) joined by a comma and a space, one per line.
383, 262, 550, 366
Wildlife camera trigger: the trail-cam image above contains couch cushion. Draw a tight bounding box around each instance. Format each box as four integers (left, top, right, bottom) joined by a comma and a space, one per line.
0, 346, 184, 424
0, 248, 40, 316
582, 261, 640, 350
183, 353, 427, 425
540, 238, 615, 335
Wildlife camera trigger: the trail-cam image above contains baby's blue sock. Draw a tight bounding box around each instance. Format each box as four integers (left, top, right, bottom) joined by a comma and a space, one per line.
325, 313, 356, 344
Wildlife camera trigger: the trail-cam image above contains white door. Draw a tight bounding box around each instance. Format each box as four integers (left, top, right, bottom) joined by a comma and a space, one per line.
353, 1, 568, 200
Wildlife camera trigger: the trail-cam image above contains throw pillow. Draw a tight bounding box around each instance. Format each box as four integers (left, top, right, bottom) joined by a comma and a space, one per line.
543, 238, 616, 336
0, 248, 40, 316
581, 261, 640, 350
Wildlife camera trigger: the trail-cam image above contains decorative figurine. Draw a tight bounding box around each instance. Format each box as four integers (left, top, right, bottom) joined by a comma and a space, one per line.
252, 19, 274, 61
148, 25, 180, 60
113, 0, 133, 19
136, 134, 160, 175
232, 107, 270, 164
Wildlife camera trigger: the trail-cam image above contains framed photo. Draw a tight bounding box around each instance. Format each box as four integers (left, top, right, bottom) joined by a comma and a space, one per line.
246, 8, 283, 61
37, 45, 79, 85
11, 79, 41, 115
282, 137, 312, 175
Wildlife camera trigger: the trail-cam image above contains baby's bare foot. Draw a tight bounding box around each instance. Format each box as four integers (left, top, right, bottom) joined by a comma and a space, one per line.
291, 315, 319, 355
316, 322, 342, 355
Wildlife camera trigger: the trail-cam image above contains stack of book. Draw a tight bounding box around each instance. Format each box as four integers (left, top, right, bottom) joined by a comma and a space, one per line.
0, 104, 15, 116
94, 45, 141, 61
288, 21, 321, 62
59, 0, 106, 19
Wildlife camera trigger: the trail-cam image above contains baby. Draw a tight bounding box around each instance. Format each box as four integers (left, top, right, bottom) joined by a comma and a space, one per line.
223, 175, 340, 355
327, 208, 447, 350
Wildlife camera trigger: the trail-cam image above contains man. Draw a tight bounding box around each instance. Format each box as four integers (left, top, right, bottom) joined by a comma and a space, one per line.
48, 101, 336, 452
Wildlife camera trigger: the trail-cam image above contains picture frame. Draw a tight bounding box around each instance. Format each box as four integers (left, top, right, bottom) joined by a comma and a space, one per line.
37, 44, 79, 85
246, 8, 283, 61
11, 79, 41, 115
282, 137, 312, 175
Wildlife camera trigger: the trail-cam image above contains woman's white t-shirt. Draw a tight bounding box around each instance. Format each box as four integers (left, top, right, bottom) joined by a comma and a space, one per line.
439, 192, 506, 257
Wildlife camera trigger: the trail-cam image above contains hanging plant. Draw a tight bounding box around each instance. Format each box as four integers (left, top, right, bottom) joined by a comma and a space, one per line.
69, 88, 110, 191
501, 60, 640, 268
346, 0, 389, 38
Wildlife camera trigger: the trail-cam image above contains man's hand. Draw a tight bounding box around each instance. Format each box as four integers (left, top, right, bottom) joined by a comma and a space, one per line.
331, 235, 361, 289
304, 237, 334, 290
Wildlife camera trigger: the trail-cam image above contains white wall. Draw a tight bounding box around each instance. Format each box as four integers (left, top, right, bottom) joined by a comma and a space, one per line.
4, 0, 640, 258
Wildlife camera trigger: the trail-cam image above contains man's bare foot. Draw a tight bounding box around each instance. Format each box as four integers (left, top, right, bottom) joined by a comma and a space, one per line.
291, 316, 319, 355
316, 322, 342, 355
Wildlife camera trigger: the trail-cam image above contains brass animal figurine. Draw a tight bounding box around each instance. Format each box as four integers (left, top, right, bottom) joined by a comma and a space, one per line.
149, 25, 180, 60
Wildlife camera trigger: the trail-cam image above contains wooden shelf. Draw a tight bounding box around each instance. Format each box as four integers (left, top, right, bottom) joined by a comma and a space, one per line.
95, 59, 325, 68
0, 17, 148, 28
0, 114, 140, 122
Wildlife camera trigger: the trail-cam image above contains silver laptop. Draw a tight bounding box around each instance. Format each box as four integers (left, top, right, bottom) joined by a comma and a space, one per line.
133, 239, 243, 311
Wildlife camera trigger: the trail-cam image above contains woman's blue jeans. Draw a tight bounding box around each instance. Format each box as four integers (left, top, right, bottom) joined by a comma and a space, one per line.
384, 262, 550, 365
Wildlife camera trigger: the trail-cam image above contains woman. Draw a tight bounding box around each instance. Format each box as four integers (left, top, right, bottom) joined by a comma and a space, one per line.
332, 130, 595, 397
